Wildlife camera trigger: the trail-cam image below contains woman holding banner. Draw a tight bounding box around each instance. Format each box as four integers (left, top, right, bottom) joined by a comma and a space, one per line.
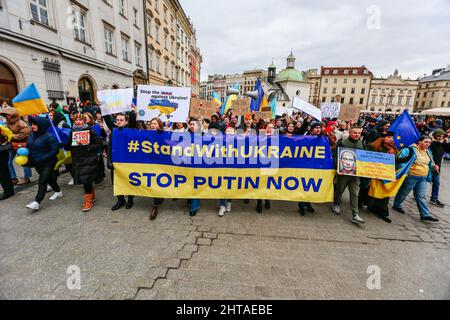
66, 113, 101, 212
147, 118, 166, 221
367, 132, 397, 223
187, 118, 204, 217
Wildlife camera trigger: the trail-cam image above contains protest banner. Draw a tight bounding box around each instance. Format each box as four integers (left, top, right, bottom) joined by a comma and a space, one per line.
338, 148, 396, 181
292, 97, 321, 120
321, 102, 341, 119
255, 111, 273, 120
72, 130, 90, 146
113, 129, 335, 202
189, 98, 217, 119
136, 85, 191, 123
338, 104, 363, 122
97, 88, 134, 116
231, 98, 251, 116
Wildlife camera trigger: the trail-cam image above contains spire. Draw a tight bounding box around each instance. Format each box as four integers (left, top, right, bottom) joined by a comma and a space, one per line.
287, 51, 296, 69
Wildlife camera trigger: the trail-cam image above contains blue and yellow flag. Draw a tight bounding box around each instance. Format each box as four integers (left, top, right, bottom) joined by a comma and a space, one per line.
221, 84, 239, 114
250, 79, 268, 112
212, 91, 222, 107
388, 110, 420, 149
270, 96, 277, 119
12, 83, 48, 117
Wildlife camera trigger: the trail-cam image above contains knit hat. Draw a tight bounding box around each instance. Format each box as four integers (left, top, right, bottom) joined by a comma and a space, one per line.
310, 121, 322, 130
432, 128, 446, 138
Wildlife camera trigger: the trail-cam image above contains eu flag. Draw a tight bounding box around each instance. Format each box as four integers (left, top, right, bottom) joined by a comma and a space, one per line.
388, 110, 420, 149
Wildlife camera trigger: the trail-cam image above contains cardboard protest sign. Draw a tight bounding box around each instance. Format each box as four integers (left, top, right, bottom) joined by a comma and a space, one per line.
254, 111, 273, 120
137, 85, 191, 123
97, 89, 134, 116
189, 99, 217, 119
321, 102, 341, 119
72, 130, 90, 146
292, 97, 321, 120
231, 98, 251, 116
338, 148, 396, 181
338, 104, 363, 122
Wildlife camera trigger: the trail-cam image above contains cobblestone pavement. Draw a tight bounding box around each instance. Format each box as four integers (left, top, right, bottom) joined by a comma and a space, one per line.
1, 163, 449, 300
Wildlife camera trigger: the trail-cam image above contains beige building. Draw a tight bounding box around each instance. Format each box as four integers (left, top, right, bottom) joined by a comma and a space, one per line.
307, 69, 321, 106
145, 0, 197, 88
414, 66, 450, 111
368, 70, 418, 113
319, 66, 373, 108
243, 69, 267, 93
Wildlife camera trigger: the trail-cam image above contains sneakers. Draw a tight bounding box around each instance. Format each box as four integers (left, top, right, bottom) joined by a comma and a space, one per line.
17, 177, 31, 186
82, 193, 94, 212
218, 206, 226, 217
352, 214, 366, 224
226, 201, 232, 212
26, 201, 40, 211
49, 192, 63, 201
46, 185, 52, 192
332, 205, 341, 215
430, 199, 445, 208
421, 216, 439, 223
68, 178, 74, 186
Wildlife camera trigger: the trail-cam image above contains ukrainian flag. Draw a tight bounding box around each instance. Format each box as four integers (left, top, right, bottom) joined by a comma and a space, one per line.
270, 96, 277, 119
250, 79, 268, 112
221, 84, 239, 114
12, 83, 48, 117
212, 91, 222, 107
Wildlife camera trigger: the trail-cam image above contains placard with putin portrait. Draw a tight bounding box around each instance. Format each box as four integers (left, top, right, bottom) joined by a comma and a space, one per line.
338, 148, 396, 181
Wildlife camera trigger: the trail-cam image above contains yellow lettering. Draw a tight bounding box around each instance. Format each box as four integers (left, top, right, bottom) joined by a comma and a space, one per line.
141, 141, 153, 154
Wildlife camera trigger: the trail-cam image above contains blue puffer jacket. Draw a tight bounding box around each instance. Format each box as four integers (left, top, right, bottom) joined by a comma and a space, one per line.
396, 144, 434, 183
27, 117, 59, 167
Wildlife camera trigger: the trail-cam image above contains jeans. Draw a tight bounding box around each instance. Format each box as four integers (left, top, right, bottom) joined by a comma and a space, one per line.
334, 175, 360, 214
35, 164, 60, 204
394, 175, 430, 218
431, 172, 440, 202
9, 149, 32, 180
220, 199, 231, 207
190, 199, 200, 212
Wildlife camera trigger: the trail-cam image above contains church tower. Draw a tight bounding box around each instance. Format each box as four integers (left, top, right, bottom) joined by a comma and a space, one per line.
268, 59, 276, 84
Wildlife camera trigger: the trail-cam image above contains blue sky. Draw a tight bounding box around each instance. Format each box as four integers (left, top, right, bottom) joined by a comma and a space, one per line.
180, 0, 450, 81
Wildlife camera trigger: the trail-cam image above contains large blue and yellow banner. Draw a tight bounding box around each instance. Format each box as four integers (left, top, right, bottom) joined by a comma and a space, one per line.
113, 129, 335, 202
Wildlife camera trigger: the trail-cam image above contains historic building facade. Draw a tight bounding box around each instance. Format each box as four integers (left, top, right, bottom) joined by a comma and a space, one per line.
319, 66, 373, 108
367, 70, 418, 113
414, 66, 450, 111
0, 0, 148, 104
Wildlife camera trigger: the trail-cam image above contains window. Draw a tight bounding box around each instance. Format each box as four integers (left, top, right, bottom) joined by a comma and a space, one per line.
154, 0, 159, 10
344, 79, 347, 84
43, 58, 64, 100
119, 0, 126, 17
340, 97, 345, 103
135, 43, 141, 66
72, 7, 87, 43
155, 25, 160, 42
148, 48, 153, 70
333, 70, 338, 75
121, 36, 129, 61
398, 96, 403, 105
163, 6, 167, 22
332, 88, 336, 94
353, 79, 357, 84
359, 98, 364, 105
324, 70, 330, 75
361, 88, 366, 94
104, 27, 114, 55
324, 79, 328, 84
30, 0, 49, 25
333, 79, 337, 84
349, 98, 354, 104
323, 88, 327, 94
322, 97, 326, 103
164, 33, 168, 49
344, 70, 349, 75
147, 18, 152, 35
351, 88, 355, 94
156, 55, 160, 73
363, 79, 367, 84
352, 70, 358, 75
406, 97, 411, 105
372, 96, 376, 104
133, 8, 139, 26
165, 61, 168, 77
342, 88, 346, 94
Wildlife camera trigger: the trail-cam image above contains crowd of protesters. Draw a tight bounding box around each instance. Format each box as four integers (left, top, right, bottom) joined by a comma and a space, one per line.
1, 97, 449, 225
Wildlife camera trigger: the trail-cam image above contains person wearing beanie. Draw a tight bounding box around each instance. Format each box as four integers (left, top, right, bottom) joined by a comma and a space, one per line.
429, 128, 450, 208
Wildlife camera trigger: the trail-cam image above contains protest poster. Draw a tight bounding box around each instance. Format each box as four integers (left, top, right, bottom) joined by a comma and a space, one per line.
255, 111, 273, 120
136, 85, 191, 123
338, 104, 363, 122
321, 102, 341, 119
189, 99, 217, 119
231, 98, 251, 116
72, 130, 90, 146
338, 148, 396, 181
113, 129, 335, 202
292, 97, 322, 120
97, 88, 134, 116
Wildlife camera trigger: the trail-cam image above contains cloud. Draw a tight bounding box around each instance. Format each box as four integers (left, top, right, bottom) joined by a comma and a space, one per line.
180, 0, 450, 81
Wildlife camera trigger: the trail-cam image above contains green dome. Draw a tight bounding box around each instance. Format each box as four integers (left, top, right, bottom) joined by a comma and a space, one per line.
275, 68, 305, 82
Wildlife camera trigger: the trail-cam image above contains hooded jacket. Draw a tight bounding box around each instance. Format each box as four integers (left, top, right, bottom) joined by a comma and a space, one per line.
0, 107, 31, 142
27, 117, 59, 166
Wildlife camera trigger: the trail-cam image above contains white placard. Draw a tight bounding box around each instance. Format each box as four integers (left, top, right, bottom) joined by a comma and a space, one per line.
97, 89, 134, 116
292, 97, 322, 120
137, 85, 191, 123
321, 102, 341, 119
